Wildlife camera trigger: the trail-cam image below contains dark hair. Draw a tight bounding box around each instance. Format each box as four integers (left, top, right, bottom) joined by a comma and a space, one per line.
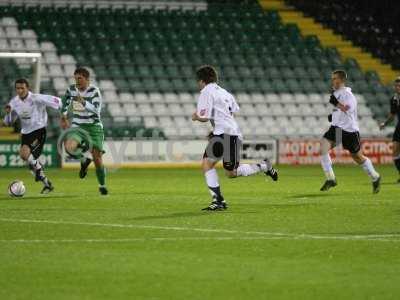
74, 67, 90, 79
14, 78, 30, 88
332, 70, 347, 81
394, 77, 400, 83
196, 65, 218, 84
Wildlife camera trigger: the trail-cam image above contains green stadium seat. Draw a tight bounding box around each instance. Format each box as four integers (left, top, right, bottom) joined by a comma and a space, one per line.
286, 79, 302, 93
272, 79, 288, 93
114, 79, 131, 92
166, 66, 180, 78
158, 79, 173, 93
152, 66, 167, 79
258, 80, 274, 93
123, 66, 137, 79
305, 67, 320, 80
281, 68, 296, 79
265, 67, 281, 80
108, 66, 123, 79
180, 66, 194, 78
252, 67, 265, 79
353, 80, 371, 93
317, 80, 330, 93
228, 79, 244, 93
301, 80, 314, 93
137, 66, 152, 78
172, 79, 186, 92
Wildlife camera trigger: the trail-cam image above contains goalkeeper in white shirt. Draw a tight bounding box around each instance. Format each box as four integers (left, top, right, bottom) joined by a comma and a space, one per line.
320, 70, 381, 193
192, 66, 278, 211
2, 78, 61, 194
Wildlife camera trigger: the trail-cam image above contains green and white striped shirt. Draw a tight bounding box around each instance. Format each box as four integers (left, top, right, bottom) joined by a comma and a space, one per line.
61, 84, 103, 127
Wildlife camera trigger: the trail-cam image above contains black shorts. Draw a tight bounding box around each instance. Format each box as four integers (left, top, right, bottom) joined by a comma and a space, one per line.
393, 125, 400, 142
203, 134, 241, 171
323, 126, 361, 154
21, 127, 47, 159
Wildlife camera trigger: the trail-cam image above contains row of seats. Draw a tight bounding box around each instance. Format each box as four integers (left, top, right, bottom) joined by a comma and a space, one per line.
105, 102, 373, 117
102, 91, 364, 103
1, 4, 265, 20
0, 63, 391, 96
140, 115, 381, 138
90, 65, 366, 80
2, 0, 209, 11
107, 78, 389, 94
38, 65, 353, 80
104, 125, 166, 140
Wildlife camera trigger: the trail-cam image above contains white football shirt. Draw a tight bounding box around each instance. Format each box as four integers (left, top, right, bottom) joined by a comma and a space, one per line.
6, 92, 61, 134
196, 83, 242, 137
331, 86, 359, 132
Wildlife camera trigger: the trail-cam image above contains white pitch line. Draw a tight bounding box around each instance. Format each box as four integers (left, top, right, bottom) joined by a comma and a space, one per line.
0, 217, 399, 242
0, 236, 400, 243
0, 237, 300, 243
0, 217, 294, 237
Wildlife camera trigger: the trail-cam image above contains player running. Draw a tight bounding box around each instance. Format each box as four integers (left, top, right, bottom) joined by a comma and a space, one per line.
320, 70, 381, 193
60, 67, 108, 195
192, 65, 278, 211
379, 77, 400, 182
2, 78, 61, 193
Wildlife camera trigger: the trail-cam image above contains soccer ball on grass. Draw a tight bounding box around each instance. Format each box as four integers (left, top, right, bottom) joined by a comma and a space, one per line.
8, 180, 26, 197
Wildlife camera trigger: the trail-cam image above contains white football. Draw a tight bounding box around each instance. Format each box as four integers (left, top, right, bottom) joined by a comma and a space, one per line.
8, 180, 26, 197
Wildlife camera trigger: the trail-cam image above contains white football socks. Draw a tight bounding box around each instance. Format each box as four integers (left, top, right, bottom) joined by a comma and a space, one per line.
236, 164, 261, 177
27, 154, 41, 170
81, 151, 92, 163
204, 169, 223, 200
321, 153, 335, 180
361, 158, 380, 181
205, 168, 219, 188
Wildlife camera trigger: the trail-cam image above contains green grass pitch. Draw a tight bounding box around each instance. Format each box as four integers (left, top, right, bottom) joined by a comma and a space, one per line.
0, 165, 400, 299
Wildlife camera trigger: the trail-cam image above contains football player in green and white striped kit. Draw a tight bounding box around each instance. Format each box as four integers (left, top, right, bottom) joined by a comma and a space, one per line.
60, 67, 108, 195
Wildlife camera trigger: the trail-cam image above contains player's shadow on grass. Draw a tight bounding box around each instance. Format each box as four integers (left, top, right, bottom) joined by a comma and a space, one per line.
129, 210, 258, 221
234, 203, 318, 209
380, 182, 399, 185
131, 211, 213, 221
287, 193, 343, 199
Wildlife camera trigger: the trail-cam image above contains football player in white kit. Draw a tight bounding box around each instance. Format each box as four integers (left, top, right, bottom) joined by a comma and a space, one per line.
320, 70, 381, 193
192, 66, 278, 211
2, 78, 61, 194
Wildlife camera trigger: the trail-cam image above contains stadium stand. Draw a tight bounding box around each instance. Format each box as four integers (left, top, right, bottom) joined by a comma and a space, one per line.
286, 0, 400, 70
0, 0, 393, 140
282, 0, 398, 127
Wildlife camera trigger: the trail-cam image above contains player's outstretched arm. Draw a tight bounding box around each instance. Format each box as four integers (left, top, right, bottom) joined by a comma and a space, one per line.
59, 90, 72, 130
34, 94, 62, 110
83, 100, 101, 115
329, 94, 351, 112
195, 92, 212, 122
379, 112, 395, 130
1, 104, 17, 127
192, 112, 209, 122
